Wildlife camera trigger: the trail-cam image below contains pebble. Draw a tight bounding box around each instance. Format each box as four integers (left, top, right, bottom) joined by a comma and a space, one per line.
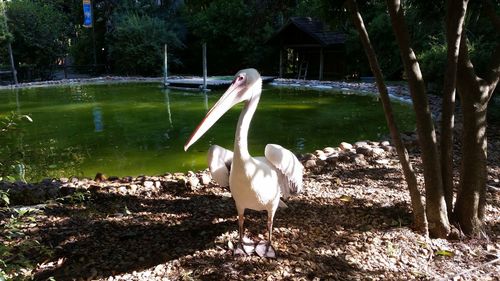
200, 173, 212, 185
339, 142, 353, 150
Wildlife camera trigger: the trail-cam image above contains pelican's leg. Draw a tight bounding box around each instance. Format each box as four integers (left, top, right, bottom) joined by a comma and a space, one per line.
256, 211, 276, 258
234, 212, 254, 256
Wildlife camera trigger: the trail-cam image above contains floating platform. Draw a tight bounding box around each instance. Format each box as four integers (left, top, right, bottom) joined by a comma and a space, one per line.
165, 76, 276, 90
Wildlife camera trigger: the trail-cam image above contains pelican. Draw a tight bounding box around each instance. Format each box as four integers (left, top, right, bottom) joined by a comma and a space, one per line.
184, 68, 303, 258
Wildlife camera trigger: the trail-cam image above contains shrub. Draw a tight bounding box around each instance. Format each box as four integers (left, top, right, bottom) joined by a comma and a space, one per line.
107, 13, 182, 76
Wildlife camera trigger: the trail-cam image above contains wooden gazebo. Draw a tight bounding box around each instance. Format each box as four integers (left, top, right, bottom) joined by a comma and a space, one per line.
266, 17, 346, 80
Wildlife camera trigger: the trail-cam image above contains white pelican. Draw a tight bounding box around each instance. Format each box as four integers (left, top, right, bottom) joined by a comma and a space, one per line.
184, 68, 303, 258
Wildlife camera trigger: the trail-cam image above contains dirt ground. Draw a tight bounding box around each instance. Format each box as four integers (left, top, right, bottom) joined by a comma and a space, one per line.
1, 130, 498, 280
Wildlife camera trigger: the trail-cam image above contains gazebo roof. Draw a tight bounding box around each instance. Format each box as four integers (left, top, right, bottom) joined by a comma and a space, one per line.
267, 17, 346, 48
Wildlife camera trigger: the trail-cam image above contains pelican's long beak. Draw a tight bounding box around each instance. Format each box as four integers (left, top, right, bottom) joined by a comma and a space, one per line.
184, 81, 245, 151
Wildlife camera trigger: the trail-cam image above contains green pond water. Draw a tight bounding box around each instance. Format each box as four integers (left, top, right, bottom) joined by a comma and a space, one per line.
0, 83, 415, 181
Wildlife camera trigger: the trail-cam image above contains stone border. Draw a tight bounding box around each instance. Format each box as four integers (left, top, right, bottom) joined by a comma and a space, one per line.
0, 76, 162, 90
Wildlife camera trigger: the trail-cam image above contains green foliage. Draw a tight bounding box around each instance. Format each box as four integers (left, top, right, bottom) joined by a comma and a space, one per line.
56, 190, 90, 204
419, 40, 447, 93
0, 208, 54, 280
107, 12, 183, 75
185, 0, 279, 74
0, 112, 32, 183
5, 0, 72, 69
0, 3, 12, 45
0, 189, 9, 206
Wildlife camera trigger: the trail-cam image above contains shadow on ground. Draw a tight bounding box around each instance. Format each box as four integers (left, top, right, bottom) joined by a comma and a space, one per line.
27, 174, 414, 280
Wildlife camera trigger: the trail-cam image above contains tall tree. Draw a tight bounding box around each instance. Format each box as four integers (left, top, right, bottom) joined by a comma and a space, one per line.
345, 0, 427, 233
377, 0, 498, 237
454, 0, 499, 234
440, 0, 469, 220
386, 0, 450, 238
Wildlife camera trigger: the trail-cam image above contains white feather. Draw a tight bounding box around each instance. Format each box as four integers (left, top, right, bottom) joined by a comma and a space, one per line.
264, 144, 303, 199
207, 145, 233, 187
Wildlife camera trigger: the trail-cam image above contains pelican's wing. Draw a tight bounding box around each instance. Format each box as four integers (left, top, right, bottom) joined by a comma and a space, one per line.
207, 145, 233, 187
265, 144, 303, 199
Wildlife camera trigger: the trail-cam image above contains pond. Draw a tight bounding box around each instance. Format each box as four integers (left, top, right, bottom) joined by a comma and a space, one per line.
0, 83, 415, 181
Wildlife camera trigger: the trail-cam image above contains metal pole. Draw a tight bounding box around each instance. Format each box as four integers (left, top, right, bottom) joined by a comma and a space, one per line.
7, 42, 18, 85
202, 42, 207, 91
279, 48, 283, 78
164, 44, 168, 87
319, 47, 324, 81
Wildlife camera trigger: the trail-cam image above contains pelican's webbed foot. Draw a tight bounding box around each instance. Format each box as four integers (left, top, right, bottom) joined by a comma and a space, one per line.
255, 241, 276, 258
234, 237, 255, 256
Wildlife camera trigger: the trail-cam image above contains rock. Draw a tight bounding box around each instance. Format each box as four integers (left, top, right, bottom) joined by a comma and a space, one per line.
315, 150, 327, 160
353, 154, 367, 165
89, 185, 100, 193
60, 177, 69, 183
304, 159, 317, 168
41, 178, 53, 185
121, 176, 133, 183
143, 181, 154, 188
381, 141, 390, 146
316, 159, 327, 167
186, 171, 200, 189
339, 142, 353, 150
118, 186, 128, 195
323, 147, 337, 155
356, 146, 373, 157
154, 181, 162, 189
303, 153, 317, 161
326, 156, 338, 166
129, 184, 138, 194
354, 141, 368, 148
187, 176, 199, 189
382, 145, 393, 152
200, 173, 212, 185
338, 153, 351, 162
372, 148, 386, 157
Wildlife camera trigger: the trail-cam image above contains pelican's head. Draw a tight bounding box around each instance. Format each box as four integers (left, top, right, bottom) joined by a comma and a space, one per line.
184, 68, 262, 151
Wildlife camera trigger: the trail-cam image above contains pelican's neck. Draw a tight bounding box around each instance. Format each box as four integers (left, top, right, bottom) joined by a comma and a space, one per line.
234, 84, 261, 160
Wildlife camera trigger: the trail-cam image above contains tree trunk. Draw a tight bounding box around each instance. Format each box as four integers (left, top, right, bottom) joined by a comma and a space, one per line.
454, 31, 499, 234
440, 0, 468, 218
386, 0, 450, 238
346, 0, 427, 233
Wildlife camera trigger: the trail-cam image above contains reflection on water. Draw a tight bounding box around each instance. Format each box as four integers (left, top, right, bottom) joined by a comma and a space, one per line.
93, 106, 103, 132
0, 83, 415, 181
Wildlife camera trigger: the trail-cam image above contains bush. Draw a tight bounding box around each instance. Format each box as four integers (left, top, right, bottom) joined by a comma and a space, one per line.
5, 0, 72, 69
107, 13, 182, 76
419, 41, 447, 94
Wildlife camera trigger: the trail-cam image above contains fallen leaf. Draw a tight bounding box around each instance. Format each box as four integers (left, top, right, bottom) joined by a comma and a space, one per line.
435, 249, 454, 257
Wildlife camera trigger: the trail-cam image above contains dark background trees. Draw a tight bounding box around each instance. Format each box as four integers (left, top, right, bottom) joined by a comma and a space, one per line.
0, 0, 497, 85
